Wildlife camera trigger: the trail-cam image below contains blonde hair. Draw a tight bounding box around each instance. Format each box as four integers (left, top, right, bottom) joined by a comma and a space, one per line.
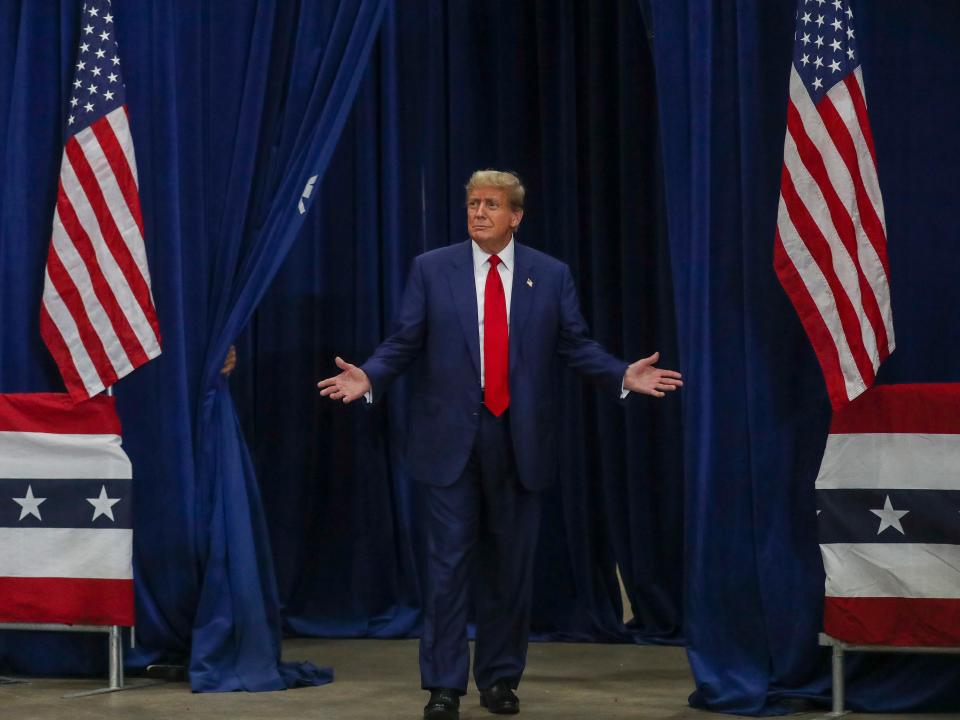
465, 169, 525, 210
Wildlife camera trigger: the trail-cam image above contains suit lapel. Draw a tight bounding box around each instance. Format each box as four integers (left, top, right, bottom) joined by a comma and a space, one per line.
509, 243, 534, 371
448, 240, 482, 382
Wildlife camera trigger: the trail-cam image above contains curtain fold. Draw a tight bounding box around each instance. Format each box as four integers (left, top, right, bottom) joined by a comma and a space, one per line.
186, 0, 387, 691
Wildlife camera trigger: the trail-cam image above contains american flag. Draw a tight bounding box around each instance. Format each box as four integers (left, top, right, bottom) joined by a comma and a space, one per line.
40, 0, 160, 403
0, 393, 133, 626
816, 384, 960, 646
774, 0, 894, 409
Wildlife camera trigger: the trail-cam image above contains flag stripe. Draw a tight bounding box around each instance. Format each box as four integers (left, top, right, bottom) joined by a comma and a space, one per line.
784, 110, 885, 367
0, 393, 121, 434
53, 200, 142, 372
825, 79, 887, 230
0, 478, 131, 528
817, 93, 891, 285
0, 432, 130, 479
72, 128, 159, 353
57, 157, 156, 367
38, 305, 96, 401
64, 137, 158, 343
789, 70, 894, 352
818, 489, 960, 543
821, 543, 960, 599
0, 577, 133, 626
0, 527, 132, 579
44, 246, 119, 390
773, 230, 849, 407
107, 106, 139, 187
77, 119, 152, 299
780, 167, 876, 388
775, 205, 863, 401
830, 383, 960, 434
91, 112, 145, 240
825, 597, 960, 647
786, 100, 889, 362
817, 434, 960, 490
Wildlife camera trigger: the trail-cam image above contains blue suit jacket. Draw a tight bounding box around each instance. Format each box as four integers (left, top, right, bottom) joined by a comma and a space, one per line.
361, 240, 628, 491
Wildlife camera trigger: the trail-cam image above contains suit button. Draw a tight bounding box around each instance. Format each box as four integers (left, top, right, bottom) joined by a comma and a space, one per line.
472, 411, 479, 416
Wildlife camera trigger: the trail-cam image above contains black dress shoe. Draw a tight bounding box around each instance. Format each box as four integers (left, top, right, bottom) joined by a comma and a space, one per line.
424, 688, 460, 720
479, 680, 519, 715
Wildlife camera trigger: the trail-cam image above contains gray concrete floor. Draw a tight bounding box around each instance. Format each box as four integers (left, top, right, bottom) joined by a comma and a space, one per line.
0, 638, 950, 719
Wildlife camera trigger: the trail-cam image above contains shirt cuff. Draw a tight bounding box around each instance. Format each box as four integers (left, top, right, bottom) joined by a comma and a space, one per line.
364, 390, 373, 404
620, 376, 630, 399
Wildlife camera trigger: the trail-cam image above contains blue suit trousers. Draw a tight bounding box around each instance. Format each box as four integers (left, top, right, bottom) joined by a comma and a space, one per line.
418, 406, 541, 693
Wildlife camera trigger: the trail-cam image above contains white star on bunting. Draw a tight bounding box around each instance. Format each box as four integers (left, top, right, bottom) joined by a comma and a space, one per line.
870, 495, 909, 535
87, 485, 121, 522
13, 485, 46, 521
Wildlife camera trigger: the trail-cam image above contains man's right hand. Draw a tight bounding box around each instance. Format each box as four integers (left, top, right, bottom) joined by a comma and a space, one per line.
317, 356, 371, 403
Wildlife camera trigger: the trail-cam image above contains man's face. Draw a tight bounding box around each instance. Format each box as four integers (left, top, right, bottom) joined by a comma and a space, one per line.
466, 187, 523, 251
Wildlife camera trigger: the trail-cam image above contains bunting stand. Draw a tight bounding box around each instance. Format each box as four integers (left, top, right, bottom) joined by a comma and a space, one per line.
0, 392, 149, 696
819, 634, 960, 718
0, 623, 154, 696
815, 384, 960, 718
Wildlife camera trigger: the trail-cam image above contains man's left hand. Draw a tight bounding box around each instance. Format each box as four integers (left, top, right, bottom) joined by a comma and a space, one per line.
624, 351, 683, 398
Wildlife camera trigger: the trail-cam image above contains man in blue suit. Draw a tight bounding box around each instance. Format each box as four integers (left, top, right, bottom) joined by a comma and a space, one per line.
318, 170, 681, 719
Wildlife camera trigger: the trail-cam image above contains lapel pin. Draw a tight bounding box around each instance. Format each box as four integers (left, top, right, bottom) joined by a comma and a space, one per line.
526, 278, 534, 288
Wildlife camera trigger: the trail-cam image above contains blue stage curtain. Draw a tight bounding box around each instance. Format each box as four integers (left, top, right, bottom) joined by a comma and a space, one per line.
0, 0, 385, 692
649, 0, 960, 714
232, 0, 686, 647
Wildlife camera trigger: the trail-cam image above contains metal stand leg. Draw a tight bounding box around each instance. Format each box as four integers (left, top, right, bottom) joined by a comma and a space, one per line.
0, 623, 159, 698
63, 627, 156, 698
818, 631, 960, 717
109, 625, 124, 690
827, 642, 849, 718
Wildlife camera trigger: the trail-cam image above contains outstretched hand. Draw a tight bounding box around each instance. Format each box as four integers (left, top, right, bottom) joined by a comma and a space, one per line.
624, 352, 683, 398
317, 356, 371, 404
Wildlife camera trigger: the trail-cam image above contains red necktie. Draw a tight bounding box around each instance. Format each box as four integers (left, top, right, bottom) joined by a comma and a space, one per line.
484, 255, 509, 416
